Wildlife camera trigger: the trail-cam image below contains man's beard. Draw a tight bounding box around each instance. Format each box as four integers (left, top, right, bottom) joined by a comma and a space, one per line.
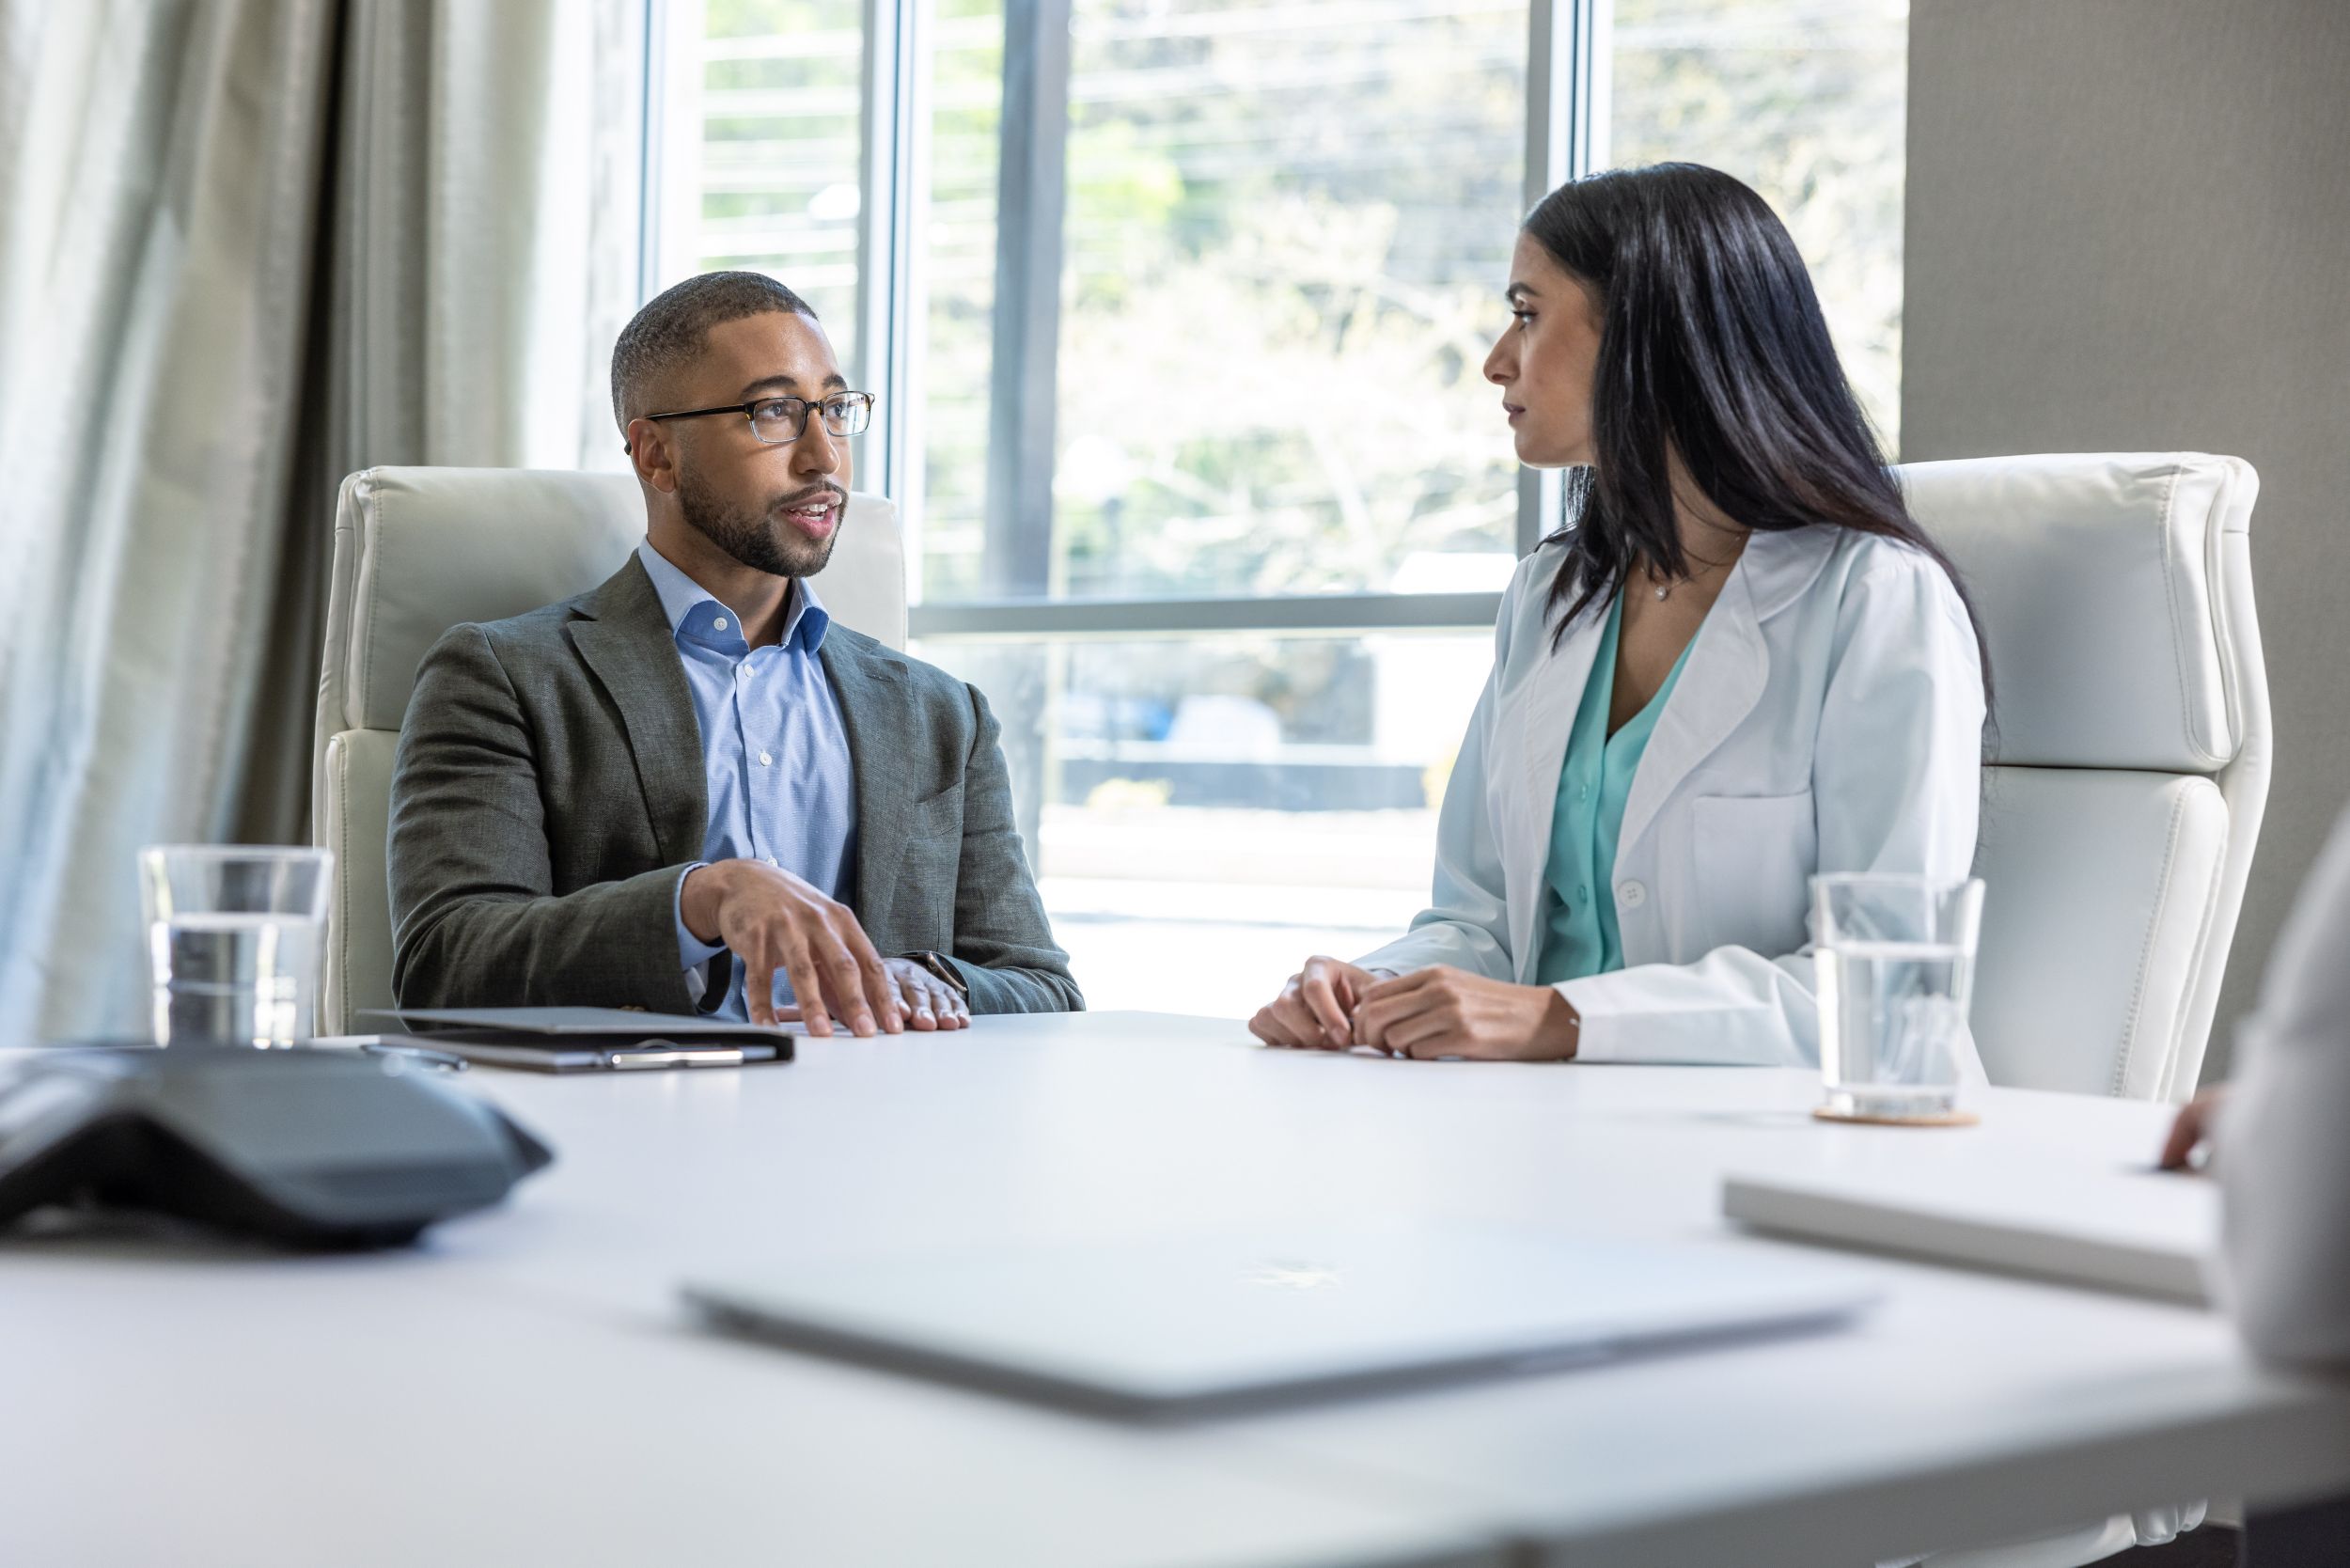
676, 469, 841, 579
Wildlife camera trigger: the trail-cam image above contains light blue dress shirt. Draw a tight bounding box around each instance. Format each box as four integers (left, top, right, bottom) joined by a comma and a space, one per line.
1535, 592, 1696, 984
635, 541, 856, 1018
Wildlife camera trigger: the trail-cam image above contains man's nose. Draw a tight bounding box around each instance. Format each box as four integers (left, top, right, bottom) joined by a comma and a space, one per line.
790, 418, 838, 475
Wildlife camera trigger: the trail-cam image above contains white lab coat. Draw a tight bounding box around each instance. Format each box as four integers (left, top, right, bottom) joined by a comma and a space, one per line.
1356, 524, 1987, 1068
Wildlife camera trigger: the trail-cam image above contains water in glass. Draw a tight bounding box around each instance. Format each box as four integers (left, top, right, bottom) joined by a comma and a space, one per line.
149, 910, 320, 1047
1818, 936, 1970, 1119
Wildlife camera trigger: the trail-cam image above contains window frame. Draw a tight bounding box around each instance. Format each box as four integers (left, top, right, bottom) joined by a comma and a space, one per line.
645, 0, 1605, 639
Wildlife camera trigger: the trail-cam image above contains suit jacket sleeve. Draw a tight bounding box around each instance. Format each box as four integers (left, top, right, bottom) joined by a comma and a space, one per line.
935, 682, 1084, 1014
388, 622, 697, 1011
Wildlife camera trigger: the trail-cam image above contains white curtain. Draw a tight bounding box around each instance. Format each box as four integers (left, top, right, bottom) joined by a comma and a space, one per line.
0, 0, 642, 1042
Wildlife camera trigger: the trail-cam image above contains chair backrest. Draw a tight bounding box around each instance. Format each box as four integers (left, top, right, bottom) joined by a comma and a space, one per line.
309, 465, 907, 1033
1899, 452, 2268, 1101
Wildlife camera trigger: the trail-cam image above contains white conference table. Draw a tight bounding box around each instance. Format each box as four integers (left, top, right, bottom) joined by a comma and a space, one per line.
11, 1011, 2350, 1568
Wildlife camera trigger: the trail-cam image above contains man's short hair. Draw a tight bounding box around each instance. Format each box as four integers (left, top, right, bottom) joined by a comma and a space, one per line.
610, 271, 817, 434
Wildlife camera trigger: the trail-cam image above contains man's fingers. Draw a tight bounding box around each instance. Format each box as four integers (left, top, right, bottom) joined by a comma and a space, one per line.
745, 960, 778, 1027
777, 942, 834, 1038
863, 950, 903, 1033
835, 918, 899, 1033
896, 973, 934, 1031
814, 938, 878, 1037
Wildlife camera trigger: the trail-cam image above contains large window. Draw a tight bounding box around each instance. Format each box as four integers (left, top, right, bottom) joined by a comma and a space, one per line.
653, 0, 1908, 1014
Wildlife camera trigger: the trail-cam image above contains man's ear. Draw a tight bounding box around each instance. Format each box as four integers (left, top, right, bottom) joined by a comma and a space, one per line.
627, 418, 680, 494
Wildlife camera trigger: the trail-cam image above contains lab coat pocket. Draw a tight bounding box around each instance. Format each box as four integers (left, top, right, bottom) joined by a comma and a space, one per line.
1691, 791, 1817, 958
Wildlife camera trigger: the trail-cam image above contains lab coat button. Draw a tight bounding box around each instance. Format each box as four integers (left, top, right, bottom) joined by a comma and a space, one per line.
1618, 880, 1647, 908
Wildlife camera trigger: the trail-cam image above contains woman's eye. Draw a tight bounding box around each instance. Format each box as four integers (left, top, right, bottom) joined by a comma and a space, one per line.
1512, 309, 1535, 327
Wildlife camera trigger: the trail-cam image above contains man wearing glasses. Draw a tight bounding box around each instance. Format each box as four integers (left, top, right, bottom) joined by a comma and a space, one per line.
386, 271, 1079, 1033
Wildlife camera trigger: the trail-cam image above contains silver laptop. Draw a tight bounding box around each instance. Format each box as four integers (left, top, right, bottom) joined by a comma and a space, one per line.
682, 1227, 1877, 1419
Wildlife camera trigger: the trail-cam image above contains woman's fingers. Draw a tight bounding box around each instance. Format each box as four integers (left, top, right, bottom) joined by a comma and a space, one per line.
1353, 970, 1441, 1050
1298, 960, 1356, 1046
1250, 996, 1319, 1047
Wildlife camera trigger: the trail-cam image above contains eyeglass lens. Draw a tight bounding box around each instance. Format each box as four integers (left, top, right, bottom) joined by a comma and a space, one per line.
749, 395, 872, 443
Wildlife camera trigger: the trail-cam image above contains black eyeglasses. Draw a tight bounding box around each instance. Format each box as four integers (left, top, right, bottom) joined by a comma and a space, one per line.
633, 391, 876, 451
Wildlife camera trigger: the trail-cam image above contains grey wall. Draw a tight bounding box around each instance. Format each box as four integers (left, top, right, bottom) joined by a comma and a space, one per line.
1904, 0, 2350, 1079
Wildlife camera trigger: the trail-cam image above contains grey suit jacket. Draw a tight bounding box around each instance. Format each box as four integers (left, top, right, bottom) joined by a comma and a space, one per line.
386, 557, 1080, 1016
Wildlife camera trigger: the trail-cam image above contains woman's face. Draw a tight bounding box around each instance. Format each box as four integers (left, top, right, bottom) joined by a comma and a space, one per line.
1483, 230, 1603, 469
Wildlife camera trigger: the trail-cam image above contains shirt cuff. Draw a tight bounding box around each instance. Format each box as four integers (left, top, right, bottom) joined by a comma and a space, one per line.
673, 862, 727, 971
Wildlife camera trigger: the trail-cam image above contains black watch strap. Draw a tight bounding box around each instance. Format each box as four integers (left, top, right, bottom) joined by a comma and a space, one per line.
913, 950, 970, 999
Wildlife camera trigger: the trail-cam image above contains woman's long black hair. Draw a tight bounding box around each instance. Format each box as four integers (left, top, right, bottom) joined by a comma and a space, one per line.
1526, 163, 1990, 710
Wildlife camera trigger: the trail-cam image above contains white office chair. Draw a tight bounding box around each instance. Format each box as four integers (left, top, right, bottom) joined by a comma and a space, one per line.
1906, 451, 2269, 1105
308, 466, 908, 1035
1897, 452, 2265, 1568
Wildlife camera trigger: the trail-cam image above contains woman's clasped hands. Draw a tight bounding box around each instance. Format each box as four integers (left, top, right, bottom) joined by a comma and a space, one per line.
1248, 956, 1580, 1061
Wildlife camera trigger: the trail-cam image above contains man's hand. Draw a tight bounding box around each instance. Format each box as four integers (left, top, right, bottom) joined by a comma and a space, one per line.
1251, 956, 1379, 1049
883, 958, 970, 1032
682, 860, 901, 1036
2159, 1085, 2230, 1171
1352, 966, 1579, 1060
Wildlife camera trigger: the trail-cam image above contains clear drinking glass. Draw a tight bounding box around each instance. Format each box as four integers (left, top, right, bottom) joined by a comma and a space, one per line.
1813, 873, 1984, 1120
139, 846, 333, 1047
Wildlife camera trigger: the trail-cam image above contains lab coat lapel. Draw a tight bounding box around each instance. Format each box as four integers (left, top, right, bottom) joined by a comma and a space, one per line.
1508, 602, 1606, 980
1614, 526, 1836, 859
1614, 552, 1770, 860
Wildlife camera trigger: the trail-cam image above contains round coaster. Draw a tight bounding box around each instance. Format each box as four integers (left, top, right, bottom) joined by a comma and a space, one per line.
1812, 1105, 1980, 1128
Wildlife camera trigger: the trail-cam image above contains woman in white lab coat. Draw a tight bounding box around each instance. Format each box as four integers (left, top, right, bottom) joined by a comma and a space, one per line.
1249, 163, 1989, 1067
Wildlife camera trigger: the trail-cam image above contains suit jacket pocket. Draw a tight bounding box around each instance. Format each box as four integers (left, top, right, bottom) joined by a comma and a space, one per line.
878, 785, 963, 951
907, 781, 964, 842
1690, 791, 1816, 958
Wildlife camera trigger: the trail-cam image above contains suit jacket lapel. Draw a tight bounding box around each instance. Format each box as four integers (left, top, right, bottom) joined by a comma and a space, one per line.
568, 558, 708, 867
820, 630, 911, 922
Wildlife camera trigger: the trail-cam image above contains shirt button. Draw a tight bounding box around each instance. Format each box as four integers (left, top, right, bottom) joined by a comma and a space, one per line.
1618, 880, 1647, 908
1577, 785, 1590, 801
736, 665, 751, 682
758, 750, 773, 766
713, 616, 728, 631
762, 856, 778, 868
1575, 885, 1589, 902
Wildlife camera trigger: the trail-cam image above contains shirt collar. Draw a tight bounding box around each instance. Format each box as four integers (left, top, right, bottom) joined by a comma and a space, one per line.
634, 539, 830, 654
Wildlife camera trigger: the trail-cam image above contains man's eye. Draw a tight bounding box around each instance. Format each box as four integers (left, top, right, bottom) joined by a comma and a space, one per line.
752, 399, 797, 420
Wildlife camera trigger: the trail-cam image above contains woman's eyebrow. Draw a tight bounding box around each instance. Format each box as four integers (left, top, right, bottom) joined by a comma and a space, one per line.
1506, 282, 1538, 304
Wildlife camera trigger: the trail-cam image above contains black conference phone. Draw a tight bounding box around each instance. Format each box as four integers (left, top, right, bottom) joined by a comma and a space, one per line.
0, 1045, 553, 1247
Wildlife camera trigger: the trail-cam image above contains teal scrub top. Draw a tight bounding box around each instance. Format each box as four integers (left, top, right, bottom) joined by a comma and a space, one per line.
1535, 593, 1698, 985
